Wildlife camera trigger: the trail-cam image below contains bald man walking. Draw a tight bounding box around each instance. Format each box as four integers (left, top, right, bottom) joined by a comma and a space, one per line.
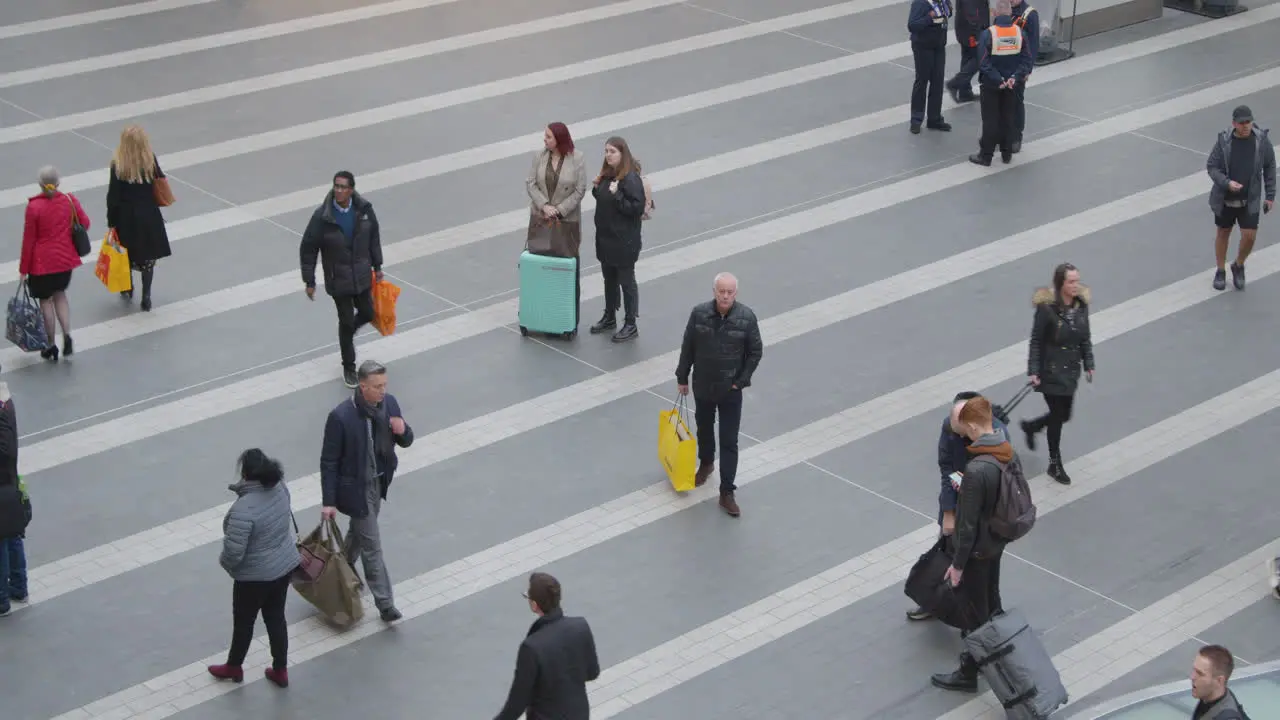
676, 273, 764, 517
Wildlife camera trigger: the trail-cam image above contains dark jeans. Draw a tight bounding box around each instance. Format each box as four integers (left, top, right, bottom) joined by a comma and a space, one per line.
1013, 76, 1028, 140
694, 389, 743, 492
333, 289, 375, 372
228, 572, 293, 670
949, 43, 979, 92
911, 44, 946, 124
0, 536, 28, 612
978, 84, 1017, 157
1027, 393, 1074, 458
601, 263, 638, 323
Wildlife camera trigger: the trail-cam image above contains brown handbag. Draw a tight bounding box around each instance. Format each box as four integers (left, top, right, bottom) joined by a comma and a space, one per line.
152, 177, 175, 207
526, 214, 580, 258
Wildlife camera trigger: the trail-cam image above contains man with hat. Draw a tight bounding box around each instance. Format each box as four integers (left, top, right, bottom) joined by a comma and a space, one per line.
1206, 104, 1276, 291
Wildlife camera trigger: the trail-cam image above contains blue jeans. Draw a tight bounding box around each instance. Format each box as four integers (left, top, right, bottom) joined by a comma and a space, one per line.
0, 536, 29, 612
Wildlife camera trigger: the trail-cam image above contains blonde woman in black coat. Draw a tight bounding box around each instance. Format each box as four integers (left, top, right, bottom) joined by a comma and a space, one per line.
1019, 262, 1094, 485
588, 136, 647, 343
106, 125, 173, 312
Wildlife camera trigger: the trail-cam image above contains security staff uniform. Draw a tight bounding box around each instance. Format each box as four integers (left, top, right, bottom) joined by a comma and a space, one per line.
907, 0, 955, 133
969, 17, 1033, 166
946, 0, 990, 102
1010, 0, 1040, 152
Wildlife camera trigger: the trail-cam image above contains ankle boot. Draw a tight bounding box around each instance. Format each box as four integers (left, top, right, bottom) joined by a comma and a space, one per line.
1019, 419, 1037, 452
207, 664, 244, 683
1048, 457, 1071, 485
611, 320, 638, 343
265, 667, 289, 688
931, 652, 979, 692
589, 311, 616, 335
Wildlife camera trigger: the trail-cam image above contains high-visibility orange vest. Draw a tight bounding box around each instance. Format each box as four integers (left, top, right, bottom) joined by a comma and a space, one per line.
1013, 5, 1035, 28
989, 24, 1023, 56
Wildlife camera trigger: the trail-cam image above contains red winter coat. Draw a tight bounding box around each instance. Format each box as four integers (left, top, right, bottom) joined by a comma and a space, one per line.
21, 192, 89, 276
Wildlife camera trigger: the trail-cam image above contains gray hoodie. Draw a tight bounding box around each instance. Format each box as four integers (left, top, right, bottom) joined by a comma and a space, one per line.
219, 480, 301, 582
1207, 125, 1276, 216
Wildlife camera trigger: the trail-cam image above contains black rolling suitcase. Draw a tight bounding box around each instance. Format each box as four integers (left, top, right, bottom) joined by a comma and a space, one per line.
992, 382, 1034, 427
962, 608, 1068, 720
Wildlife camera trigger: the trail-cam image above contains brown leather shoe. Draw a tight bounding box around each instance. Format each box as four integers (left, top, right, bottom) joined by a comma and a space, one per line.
695, 462, 714, 487
719, 491, 740, 517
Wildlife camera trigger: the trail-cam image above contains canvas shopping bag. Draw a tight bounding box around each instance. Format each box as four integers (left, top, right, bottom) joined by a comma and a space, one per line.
658, 395, 698, 492
370, 273, 401, 336
94, 232, 132, 294
291, 516, 365, 627
525, 214, 581, 258
6, 282, 48, 353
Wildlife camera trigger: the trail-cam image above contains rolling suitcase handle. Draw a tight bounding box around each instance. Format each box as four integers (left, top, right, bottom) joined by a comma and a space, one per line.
992, 381, 1034, 426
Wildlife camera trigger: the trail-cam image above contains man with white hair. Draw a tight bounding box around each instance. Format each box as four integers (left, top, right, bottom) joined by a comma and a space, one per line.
968, 0, 1033, 166
675, 273, 764, 518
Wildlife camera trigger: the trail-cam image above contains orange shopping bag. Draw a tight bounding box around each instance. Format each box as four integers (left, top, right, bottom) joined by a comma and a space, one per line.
370, 273, 401, 336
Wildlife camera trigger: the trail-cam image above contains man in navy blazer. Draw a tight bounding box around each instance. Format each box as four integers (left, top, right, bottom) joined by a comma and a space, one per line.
320, 359, 414, 622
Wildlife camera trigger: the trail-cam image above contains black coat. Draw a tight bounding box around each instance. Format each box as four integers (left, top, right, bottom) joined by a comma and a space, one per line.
591, 170, 645, 267
675, 300, 764, 401
299, 191, 383, 297
319, 394, 413, 519
494, 609, 600, 720
0, 397, 29, 540
1027, 285, 1095, 396
106, 159, 172, 264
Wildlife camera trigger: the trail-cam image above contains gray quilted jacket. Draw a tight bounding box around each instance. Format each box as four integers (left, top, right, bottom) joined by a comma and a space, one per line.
219, 480, 300, 582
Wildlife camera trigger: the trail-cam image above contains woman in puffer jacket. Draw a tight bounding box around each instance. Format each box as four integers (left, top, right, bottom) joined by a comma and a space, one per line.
207, 449, 301, 688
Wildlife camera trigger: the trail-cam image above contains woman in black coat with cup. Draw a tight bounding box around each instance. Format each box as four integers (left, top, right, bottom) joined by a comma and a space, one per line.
588, 136, 647, 343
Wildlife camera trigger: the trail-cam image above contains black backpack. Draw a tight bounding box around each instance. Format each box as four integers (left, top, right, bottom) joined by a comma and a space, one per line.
968, 453, 1037, 543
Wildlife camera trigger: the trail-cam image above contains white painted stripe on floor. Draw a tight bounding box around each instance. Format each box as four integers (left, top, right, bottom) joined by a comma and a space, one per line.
0, 0, 218, 40
939, 543, 1280, 720
16, 67, 1275, 477
0, 0, 683, 140
0, 0, 895, 205
0, 2, 1226, 368
585, 372, 1280, 715
52, 202, 1280, 720
20, 174, 1201, 606
0, 0, 487, 89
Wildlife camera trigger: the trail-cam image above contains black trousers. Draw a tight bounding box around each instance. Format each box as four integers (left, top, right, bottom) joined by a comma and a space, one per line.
228, 573, 292, 669
978, 84, 1017, 157
601, 263, 638, 323
1013, 76, 1028, 141
911, 44, 947, 124
333, 288, 375, 372
959, 550, 1005, 636
949, 43, 979, 92
1027, 392, 1074, 458
694, 389, 743, 492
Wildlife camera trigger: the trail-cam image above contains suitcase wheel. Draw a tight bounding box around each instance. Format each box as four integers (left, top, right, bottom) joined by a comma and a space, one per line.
519, 326, 529, 337
563, 329, 577, 341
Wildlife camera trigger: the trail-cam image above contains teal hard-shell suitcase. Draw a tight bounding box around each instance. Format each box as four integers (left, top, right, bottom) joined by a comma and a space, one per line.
518, 251, 578, 339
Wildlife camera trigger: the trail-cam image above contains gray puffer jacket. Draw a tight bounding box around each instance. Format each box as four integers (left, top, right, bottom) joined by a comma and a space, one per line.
1207, 125, 1276, 216
219, 480, 300, 582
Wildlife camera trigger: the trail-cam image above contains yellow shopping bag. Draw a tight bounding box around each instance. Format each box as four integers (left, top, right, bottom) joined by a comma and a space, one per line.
94, 232, 132, 294
658, 396, 697, 492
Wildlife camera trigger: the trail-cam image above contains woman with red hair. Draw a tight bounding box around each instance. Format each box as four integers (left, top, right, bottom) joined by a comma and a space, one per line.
526, 122, 587, 316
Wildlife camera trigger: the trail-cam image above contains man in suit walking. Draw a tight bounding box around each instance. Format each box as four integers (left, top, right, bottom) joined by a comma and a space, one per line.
494, 572, 600, 720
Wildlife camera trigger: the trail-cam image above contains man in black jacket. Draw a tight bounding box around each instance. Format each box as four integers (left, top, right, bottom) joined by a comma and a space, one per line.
932, 395, 1011, 692
300, 170, 386, 389
906, 0, 954, 134
0, 383, 30, 618
946, 0, 990, 102
495, 572, 600, 720
675, 273, 764, 518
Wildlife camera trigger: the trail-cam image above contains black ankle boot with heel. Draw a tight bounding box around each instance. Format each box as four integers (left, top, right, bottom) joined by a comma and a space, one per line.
1047, 456, 1071, 485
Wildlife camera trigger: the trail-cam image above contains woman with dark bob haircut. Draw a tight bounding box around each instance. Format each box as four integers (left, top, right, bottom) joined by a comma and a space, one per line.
208, 449, 301, 688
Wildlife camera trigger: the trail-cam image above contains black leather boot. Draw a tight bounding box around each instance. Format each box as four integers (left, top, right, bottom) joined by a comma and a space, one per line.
589, 311, 616, 335
931, 652, 979, 692
1048, 456, 1072, 485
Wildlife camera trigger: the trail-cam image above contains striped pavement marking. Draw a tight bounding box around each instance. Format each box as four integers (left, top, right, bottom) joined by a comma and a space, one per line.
939, 541, 1280, 720
18, 174, 1202, 605
0, 0, 485, 89
585, 373, 1280, 714
15, 66, 1277, 477
0, 0, 219, 40
53, 218, 1280, 720
0, 0, 898, 206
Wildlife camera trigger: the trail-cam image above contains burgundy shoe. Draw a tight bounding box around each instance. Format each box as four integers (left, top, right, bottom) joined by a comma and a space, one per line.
207, 664, 243, 683
265, 668, 289, 688
694, 462, 714, 488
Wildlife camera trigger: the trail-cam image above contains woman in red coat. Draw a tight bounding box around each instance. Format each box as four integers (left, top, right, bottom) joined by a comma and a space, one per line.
20, 166, 88, 361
